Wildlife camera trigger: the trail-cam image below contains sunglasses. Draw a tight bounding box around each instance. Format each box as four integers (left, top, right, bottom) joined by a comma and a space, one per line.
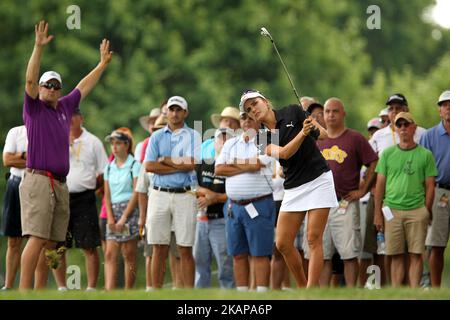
395, 121, 411, 128
41, 82, 62, 90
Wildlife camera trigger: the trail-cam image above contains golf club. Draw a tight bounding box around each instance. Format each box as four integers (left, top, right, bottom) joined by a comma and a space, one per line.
260, 27, 305, 112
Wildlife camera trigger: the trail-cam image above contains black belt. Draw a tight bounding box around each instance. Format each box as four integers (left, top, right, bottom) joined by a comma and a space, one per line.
153, 186, 191, 193
437, 183, 450, 191
207, 212, 224, 220
230, 194, 272, 206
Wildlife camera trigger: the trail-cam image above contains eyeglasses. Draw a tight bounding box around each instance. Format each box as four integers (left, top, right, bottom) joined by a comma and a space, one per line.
41, 82, 62, 90
395, 121, 411, 128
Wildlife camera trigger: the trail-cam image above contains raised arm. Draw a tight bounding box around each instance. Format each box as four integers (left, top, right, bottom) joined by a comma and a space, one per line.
266, 118, 315, 160
76, 39, 113, 100
25, 21, 54, 98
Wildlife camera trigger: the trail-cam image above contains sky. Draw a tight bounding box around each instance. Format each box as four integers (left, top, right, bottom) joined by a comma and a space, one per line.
431, 0, 450, 28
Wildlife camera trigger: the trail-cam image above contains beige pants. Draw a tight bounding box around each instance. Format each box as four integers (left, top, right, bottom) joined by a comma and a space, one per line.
19, 171, 69, 242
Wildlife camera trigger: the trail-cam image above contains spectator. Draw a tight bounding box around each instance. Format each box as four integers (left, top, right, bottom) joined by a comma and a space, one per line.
194, 128, 235, 288
19, 20, 112, 290
379, 108, 390, 128
374, 112, 437, 288
145, 95, 201, 289
1, 125, 27, 290
367, 117, 382, 139
103, 128, 141, 290
306, 102, 326, 129
215, 112, 276, 292
419, 90, 450, 287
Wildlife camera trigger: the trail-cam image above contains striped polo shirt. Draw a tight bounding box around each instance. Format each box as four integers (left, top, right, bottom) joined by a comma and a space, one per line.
215, 134, 274, 200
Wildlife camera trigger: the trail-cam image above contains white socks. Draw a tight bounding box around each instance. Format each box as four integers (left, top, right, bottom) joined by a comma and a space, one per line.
236, 286, 249, 292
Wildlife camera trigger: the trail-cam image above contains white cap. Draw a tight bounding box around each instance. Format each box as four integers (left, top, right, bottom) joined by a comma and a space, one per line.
437, 90, 450, 106
39, 71, 62, 86
167, 96, 188, 110
239, 90, 266, 113
378, 107, 389, 117
367, 117, 382, 130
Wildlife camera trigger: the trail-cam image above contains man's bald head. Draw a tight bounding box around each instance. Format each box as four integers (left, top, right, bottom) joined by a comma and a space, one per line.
324, 97, 346, 130
324, 97, 345, 112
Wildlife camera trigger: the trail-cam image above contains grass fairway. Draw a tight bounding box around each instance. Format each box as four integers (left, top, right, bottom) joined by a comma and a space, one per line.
2, 287, 450, 300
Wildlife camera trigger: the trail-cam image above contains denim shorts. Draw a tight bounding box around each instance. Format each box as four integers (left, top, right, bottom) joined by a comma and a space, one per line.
225, 196, 275, 257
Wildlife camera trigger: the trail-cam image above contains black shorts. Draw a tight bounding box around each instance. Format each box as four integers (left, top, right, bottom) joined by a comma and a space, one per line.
99, 217, 107, 241
1, 175, 22, 237
62, 190, 101, 249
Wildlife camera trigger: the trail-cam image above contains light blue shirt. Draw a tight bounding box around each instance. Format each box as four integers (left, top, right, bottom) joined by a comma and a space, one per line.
104, 154, 141, 204
201, 138, 215, 160
145, 124, 201, 188
420, 121, 450, 184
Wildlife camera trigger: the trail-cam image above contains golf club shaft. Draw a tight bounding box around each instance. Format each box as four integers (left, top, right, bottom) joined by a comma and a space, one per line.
269, 39, 302, 106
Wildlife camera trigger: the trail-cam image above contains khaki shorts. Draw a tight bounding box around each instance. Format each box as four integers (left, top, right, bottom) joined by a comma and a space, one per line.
19, 171, 69, 242
143, 231, 180, 258
147, 189, 197, 247
425, 187, 450, 247
385, 206, 429, 255
303, 201, 361, 260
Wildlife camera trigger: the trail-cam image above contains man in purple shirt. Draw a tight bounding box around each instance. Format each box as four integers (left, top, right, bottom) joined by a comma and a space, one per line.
19, 20, 113, 290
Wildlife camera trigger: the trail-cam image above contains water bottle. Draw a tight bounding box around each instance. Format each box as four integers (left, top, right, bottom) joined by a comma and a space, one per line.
197, 206, 208, 222
376, 232, 386, 255
190, 170, 199, 192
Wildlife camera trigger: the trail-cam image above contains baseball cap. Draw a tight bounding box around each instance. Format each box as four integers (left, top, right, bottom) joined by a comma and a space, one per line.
167, 96, 188, 110
105, 130, 131, 143
386, 93, 408, 106
437, 90, 450, 106
394, 112, 415, 124
39, 71, 62, 86
379, 108, 389, 117
306, 102, 324, 114
367, 117, 382, 130
239, 89, 266, 113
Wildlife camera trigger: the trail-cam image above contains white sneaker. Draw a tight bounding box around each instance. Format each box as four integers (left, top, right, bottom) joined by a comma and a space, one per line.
57, 286, 68, 292
145, 287, 154, 292
1, 286, 10, 291
86, 287, 97, 292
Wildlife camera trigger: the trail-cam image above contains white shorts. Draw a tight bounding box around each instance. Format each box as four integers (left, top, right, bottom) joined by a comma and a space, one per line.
280, 171, 339, 212
146, 189, 197, 247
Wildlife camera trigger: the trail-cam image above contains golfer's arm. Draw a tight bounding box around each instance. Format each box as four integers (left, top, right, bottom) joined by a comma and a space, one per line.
266, 129, 307, 160
310, 118, 328, 140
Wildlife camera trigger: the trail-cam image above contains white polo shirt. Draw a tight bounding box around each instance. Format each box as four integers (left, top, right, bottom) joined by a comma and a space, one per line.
135, 164, 154, 194
67, 128, 109, 193
369, 125, 427, 155
215, 134, 274, 200
3, 125, 28, 178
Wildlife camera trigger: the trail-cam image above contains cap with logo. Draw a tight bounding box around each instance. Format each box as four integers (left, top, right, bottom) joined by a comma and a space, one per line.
239, 90, 266, 113
386, 93, 408, 106
105, 130, 131, 143
167, 96, 188, 110
39, 71, 62, 86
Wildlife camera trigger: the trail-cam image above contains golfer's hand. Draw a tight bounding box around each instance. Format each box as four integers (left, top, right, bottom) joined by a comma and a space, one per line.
35, 21, 54, 47
374, 211, 384, 232
302, 118, 315, 136
100, 39, 113, 65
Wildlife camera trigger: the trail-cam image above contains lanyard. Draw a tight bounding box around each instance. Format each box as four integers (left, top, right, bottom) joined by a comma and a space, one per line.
390, 126, 397, 145
70, 140, 82, 162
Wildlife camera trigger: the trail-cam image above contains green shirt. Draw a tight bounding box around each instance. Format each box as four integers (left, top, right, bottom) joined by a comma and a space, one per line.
375, 144, 437, 210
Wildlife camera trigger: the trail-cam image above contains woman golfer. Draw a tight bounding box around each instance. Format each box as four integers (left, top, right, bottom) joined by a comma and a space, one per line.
240, 89, 338, 288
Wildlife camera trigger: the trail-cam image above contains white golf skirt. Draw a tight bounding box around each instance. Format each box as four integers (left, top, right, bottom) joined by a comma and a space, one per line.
280, 170, 338, 212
